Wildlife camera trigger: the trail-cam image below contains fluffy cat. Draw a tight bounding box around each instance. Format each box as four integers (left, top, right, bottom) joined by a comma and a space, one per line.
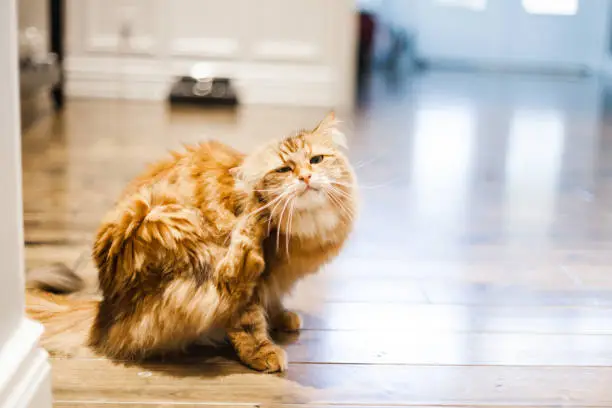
26, 112, 357, 372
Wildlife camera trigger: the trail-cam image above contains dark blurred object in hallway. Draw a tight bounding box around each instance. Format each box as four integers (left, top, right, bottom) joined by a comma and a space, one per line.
18, 0, 64, 131
358, 10, 376, 80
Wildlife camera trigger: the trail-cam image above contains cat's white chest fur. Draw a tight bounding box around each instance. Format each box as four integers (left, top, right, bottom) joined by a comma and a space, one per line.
288, 206, 341, 240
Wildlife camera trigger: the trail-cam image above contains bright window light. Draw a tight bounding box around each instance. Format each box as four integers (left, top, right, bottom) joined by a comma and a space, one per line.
436, 0, 487, 11
522, 0, 579, 15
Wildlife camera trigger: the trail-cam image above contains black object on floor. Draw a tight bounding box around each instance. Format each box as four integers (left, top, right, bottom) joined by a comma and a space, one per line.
168, 77, 239, 107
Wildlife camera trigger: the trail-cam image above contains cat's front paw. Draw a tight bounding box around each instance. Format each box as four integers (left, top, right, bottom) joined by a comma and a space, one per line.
273, 310, 302, 332
240, 343, 288, 373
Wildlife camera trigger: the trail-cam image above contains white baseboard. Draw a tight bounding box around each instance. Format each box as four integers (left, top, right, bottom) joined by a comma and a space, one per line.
65, 56, 338, 107
0, 319, 52, 408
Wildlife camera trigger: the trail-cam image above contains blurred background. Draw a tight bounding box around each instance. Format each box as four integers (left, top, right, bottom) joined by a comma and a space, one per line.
18, 0, 612, 261
16, 0, 612, 405
20, 0, 612, 119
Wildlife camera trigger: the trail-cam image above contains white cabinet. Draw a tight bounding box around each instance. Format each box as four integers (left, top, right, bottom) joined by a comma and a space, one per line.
79, 0, 159, 55
169, 0, 246, 59
65, 0, 357, 107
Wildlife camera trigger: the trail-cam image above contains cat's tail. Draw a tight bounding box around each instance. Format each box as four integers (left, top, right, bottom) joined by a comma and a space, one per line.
25, 265, 98, 357
26, 262, 85, 294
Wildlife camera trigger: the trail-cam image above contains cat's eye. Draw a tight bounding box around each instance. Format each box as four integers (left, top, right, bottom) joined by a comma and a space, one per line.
275, 166, 292, 173
310, 155, 324, 164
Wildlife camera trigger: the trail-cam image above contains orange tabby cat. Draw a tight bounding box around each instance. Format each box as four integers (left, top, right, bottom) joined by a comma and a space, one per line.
26, 112, 357, 372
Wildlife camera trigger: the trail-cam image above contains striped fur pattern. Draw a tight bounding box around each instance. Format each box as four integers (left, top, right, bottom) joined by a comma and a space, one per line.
25, 112, 357, 372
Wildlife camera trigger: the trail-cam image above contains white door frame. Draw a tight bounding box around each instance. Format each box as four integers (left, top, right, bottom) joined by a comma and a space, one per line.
0, 1, 52, 407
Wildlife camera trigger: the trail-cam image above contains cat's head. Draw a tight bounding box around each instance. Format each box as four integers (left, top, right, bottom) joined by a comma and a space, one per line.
234, 112, 356, 216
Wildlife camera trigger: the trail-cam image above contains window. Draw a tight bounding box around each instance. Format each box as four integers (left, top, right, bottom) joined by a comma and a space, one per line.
522, 0, 579, 15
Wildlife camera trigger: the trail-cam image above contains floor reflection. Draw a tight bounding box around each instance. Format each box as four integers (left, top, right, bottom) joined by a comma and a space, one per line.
411, 104, 475, 242
505, 109, 566, 242
349, 72, 608, 256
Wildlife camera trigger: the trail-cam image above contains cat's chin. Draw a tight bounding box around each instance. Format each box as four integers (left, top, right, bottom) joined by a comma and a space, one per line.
284, 202, 343, 239
291, 189, 327, 212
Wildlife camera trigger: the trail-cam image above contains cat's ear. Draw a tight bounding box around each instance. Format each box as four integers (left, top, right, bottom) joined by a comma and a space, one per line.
313, 111, 348, 149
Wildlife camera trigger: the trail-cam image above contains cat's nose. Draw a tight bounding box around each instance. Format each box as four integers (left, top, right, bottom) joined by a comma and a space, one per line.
299, 173, 312, 184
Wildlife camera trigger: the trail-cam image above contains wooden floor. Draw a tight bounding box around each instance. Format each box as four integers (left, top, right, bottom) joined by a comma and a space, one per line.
22, 71, 612, 407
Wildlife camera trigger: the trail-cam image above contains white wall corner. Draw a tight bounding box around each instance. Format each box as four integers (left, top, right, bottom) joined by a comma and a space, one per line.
0, 319, 52, 408
1, 0, 53, 406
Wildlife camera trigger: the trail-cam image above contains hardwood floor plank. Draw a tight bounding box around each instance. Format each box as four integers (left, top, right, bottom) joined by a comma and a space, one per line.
290, 273, 612, 306
290, 275, 428, 303
48, 327, 612, 367
280, 330, 612, 366
420, 281, 612, 307
293, 302, 612, 334
50, 358, 612, 406
55, 404, 582, 408
55, 404, 256, 408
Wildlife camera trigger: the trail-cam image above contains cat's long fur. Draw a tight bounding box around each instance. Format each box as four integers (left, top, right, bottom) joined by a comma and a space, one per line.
26, 113, 357, 372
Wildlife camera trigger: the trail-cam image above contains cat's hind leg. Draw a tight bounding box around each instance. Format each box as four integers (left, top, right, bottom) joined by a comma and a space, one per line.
259, 281, 302, 332
269, 305, 302, 332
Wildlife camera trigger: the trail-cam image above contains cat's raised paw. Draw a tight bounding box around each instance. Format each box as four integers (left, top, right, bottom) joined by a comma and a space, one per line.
218, 241, 265, 284
242, 343, 288, 373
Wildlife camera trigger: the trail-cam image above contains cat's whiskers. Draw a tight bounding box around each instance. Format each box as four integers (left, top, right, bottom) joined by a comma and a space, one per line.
331, 179, 399, 190
329, 188, 355, 219
329, 180, 358, 189
352, 157, 378, 170
221, 189, 290, 246
265, 184, 299, 233
275, 193, 293, 254
326, 184, 353, 200
326, 193, 354, 223
253, 186, 285, 193
229, 191, 290, 246
351, 151, 394, 170
267, 192, 290, 234
240, 192, 286, 221
330, 185, 356, 214
285, 197, 297, 259
324, 187, 355, 221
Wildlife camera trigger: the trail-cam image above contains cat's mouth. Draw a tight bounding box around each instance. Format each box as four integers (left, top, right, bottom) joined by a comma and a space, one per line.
297, 185, 319, 197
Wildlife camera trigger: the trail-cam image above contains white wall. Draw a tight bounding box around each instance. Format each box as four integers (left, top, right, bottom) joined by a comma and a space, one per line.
0, 1, 52, 407
65, 0, 357, 107
0, 0, 26, 347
